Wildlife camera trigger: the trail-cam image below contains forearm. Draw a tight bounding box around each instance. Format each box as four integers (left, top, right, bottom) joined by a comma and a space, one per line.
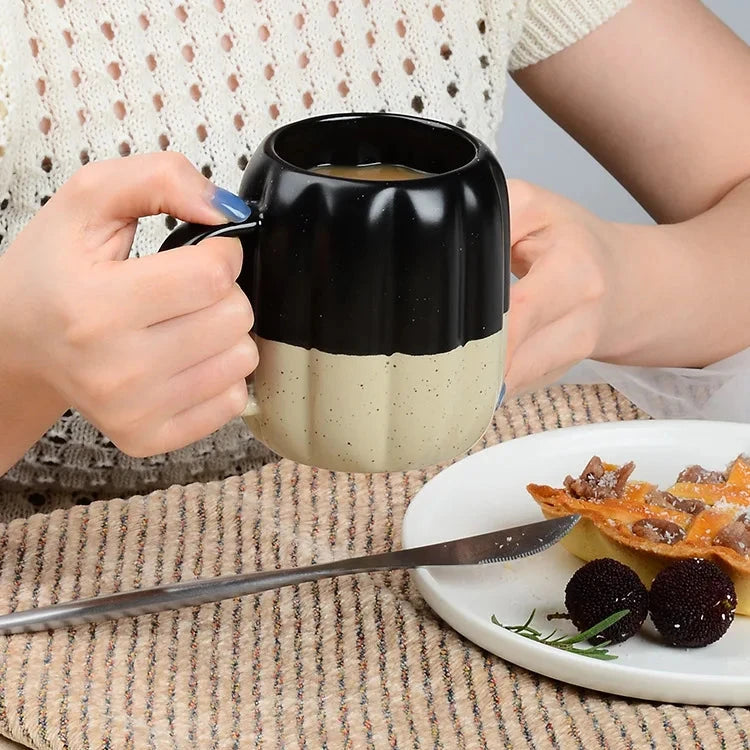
514, 0, 750, 225
0, 360, 67, 476
600, 177, 750, 367
0, 262, 68, 473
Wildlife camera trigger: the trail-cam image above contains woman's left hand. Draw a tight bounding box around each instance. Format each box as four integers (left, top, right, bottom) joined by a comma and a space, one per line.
503, 179, 625, 395
504, 0, 750, 396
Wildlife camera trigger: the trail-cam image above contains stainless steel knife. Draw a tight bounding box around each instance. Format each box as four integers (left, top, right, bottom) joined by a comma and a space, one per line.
0, 514, 578, 635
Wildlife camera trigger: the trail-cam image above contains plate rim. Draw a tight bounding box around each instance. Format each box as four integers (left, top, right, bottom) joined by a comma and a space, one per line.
402, 418, 750, 706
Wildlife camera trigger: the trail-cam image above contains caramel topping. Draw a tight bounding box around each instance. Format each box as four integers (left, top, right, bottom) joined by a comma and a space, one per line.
645, 489, 705, 515
564, 456, 635, 500
714, 513, 750, 555
632, 518, 686, 545
528, 454, 750, 565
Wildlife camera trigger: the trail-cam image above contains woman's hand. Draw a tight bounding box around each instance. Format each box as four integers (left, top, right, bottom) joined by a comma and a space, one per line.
0, 152, 258, 469
504, 179, 619, 395
505, 0, 750, 396
504, 175, 750, 397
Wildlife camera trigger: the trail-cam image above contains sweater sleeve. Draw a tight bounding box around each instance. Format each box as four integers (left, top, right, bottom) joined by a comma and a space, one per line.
0, 25, 14, 256
509, 0, 631, 71
0, 1, 31, 218
0, 20, 13, 203
0, 0, 37, 253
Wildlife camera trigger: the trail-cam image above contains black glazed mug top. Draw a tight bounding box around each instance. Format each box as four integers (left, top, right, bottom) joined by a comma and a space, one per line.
160, 112, 510, 357
269, 112, 477, 178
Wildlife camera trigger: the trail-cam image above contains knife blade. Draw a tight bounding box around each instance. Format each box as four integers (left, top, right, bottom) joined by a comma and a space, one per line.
0, 514, 578, 635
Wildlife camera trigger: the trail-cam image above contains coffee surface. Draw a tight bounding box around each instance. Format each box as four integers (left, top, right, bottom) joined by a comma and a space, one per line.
310, 163, 433, 181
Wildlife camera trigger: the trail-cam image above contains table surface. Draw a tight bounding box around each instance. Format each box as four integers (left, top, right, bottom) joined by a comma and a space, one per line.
1, 384, 748, 750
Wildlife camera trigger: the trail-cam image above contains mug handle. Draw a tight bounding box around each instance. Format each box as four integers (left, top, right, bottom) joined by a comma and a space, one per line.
158, 203, 263, 417
158, 203, 261, 251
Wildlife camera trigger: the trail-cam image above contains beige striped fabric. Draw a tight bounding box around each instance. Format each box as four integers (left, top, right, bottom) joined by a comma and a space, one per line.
1, 385, 749, 749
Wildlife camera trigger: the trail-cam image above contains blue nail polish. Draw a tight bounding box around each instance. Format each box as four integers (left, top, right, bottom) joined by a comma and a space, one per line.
211, 187, 252, 222
496, 382, 507, 408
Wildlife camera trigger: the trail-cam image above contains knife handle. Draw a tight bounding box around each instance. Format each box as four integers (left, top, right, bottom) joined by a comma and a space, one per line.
0, 516, 577, 635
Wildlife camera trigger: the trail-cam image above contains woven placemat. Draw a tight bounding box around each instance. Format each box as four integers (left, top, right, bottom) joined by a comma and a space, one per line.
1, 385, 748, 749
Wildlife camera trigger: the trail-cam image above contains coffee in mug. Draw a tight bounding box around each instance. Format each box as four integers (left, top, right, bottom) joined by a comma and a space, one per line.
160, 113, 510, 473
310, 163, 432, 181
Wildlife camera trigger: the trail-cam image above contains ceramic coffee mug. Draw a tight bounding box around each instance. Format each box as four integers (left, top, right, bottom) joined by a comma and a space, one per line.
160, 112, 510, 472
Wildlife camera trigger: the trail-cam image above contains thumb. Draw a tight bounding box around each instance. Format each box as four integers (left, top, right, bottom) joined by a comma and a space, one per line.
508, 179, 561, 278
508, 179, 553, 246
61, 151, 250, 231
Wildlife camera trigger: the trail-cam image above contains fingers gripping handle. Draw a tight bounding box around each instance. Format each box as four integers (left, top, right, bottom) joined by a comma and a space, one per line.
158, 204, 262, 251
158, 205, 263, 417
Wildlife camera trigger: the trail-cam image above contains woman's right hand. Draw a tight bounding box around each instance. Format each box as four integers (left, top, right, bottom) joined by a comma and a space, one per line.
0, 152, 258, 459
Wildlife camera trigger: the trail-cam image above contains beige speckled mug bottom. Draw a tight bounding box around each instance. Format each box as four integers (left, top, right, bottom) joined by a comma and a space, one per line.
243, 327, 507, 473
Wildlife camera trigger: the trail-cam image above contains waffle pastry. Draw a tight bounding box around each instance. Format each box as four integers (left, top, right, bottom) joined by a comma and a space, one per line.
527, 455, 750, 615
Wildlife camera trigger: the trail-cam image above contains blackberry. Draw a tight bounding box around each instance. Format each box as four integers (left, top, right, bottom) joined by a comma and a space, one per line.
564, 558, 648, 644
649, 559, 736, 647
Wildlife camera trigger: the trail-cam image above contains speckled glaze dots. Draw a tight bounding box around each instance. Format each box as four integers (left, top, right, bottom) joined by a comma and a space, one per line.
162, 113, 511, 472
244, 327, 506, 473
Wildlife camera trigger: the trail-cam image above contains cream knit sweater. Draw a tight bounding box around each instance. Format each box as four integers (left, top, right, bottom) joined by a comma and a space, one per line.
0, 0, 628, 510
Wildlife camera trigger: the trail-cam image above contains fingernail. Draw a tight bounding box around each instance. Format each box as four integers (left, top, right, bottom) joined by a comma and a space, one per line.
210, 186, 252, 222
496, 382, 507, 408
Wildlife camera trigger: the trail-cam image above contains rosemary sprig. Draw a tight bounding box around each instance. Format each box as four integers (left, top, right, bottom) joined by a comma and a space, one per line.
490, 609, 630, 660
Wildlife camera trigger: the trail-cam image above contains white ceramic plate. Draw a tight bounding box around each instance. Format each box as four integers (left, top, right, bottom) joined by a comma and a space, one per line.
402, 420, 750, 706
